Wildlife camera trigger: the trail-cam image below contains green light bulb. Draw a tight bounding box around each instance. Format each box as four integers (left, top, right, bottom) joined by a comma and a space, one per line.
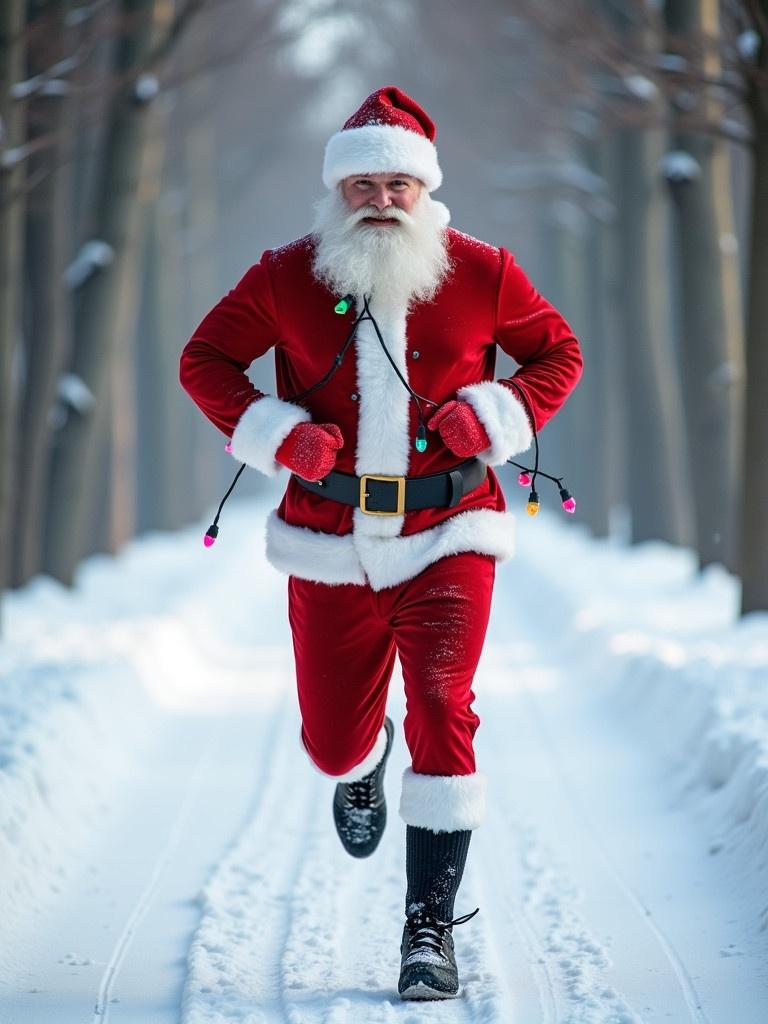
335, 298, 351, 315
415, 437, 427, 453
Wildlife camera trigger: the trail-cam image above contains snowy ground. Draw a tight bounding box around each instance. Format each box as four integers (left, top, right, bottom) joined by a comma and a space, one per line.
1, 487, 767, 1023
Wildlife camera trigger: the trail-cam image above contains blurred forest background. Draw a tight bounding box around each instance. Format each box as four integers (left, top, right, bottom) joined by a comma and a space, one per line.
1, 0, 767, 633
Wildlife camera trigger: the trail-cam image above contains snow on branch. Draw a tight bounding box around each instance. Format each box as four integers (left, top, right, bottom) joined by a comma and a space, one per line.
737, 30, 761, 63
64, 0, 111, 28
63, 241, 115, 290
55, 374, 97, 416
623, 73, 660, 101
1, 142, 37, 171
659, 150, 702, 184
133, 74, 160, 104
11, 44, 88, 101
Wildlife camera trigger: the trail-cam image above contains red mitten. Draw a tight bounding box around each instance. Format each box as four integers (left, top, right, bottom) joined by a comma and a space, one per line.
427, 400, 491, 458
275, 422, 344, 481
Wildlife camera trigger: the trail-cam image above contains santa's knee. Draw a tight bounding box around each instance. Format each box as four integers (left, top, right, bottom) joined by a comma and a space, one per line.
300, 724, 389, 782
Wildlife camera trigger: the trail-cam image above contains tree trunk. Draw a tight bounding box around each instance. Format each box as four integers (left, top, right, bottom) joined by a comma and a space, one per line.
44, 0, 158, 584
12, 0, 74, 587
664, 0, 745, 572
0, 0, 27, 626
134, 89, 194, 535
594, 129, 629, 534
615, 122, 695, 547
740, 14, 768, 613
540, 185, 603, 532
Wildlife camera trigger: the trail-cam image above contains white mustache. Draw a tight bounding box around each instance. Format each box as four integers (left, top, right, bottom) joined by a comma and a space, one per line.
346, 204, 412, 229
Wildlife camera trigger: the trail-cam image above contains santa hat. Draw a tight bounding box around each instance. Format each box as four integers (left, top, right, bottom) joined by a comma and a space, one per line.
322, 86, 442, 193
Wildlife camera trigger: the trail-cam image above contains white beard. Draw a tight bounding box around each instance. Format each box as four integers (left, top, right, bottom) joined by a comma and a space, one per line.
311, 188, 452, 312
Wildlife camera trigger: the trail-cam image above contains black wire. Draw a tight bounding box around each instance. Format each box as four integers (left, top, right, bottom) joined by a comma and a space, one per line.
211, 295, 567, 532
503, 378, 540, 484
284, 304, 366, 404
212, 461, 247, 527
360, 295, 439, 433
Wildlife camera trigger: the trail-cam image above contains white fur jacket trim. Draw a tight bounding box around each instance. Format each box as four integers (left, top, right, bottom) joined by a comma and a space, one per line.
457, 380, 533, 466
229, 396, 311, 478
265, 506, 515, 592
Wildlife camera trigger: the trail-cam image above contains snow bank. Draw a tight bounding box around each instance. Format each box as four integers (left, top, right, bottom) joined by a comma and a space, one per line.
0, 498, 280, 964
515, 513, 768, 929
0, 576, 156, 964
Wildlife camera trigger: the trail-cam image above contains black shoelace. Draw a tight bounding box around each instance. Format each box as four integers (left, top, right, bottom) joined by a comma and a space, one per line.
344, 775, 378, 809
404, 907, 480, 957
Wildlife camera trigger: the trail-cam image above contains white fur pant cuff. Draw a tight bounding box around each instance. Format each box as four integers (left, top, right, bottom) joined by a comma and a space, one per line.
398, 767, 487, 832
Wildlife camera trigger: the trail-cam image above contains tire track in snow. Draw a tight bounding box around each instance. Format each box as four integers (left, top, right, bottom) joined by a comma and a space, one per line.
91, 721, 227, 1022
518, 682, 713, 1024
182, 692, 319, 1023
279, 709, 479, 1023
476, 807, 559, 1024
477, 650, 645, 1023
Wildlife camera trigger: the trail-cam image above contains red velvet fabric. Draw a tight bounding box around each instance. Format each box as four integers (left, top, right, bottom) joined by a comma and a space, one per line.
342, 85, 437, 140
288, 552, 495, 778
179, 229, 583, 543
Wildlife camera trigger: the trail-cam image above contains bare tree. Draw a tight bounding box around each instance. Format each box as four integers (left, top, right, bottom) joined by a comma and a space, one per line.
740, 0, 768, 612
663, 0, 746, 572
12, 0, 75, 587
44, 0, 167, 583
0, 0, 27, 628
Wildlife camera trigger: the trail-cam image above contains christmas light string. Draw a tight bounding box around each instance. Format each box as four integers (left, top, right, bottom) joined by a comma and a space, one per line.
204, 295, 575, 545
502, 378, 576, 517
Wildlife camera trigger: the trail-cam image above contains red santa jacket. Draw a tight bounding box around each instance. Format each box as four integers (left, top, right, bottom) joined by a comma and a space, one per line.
179, 227, 583, 590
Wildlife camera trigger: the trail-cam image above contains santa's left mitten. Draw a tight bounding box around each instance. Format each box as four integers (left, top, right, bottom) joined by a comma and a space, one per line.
427, 399, 492, 458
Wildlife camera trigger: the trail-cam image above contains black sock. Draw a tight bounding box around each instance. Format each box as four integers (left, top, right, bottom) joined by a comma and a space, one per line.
405, 825, 472, 922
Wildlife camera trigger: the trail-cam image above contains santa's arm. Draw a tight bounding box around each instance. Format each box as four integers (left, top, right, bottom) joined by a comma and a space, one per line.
457, 247, 583, 466
179, 254, 309, 476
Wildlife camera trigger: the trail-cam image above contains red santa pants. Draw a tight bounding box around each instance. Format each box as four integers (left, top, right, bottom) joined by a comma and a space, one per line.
288, 552, 495, 785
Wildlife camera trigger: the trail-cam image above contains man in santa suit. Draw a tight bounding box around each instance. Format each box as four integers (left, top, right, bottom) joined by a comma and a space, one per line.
180, 86, 582, 999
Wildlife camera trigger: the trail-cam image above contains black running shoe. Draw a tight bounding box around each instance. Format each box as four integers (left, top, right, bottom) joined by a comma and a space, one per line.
398, 907, 478, 1000
332, 716, 394, 858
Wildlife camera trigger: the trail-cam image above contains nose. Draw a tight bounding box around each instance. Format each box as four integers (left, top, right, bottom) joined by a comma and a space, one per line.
370, 185, 393, 210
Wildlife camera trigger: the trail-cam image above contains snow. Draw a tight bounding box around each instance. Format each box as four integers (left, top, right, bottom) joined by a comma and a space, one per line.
1, 494, 767, 1020
63, 240, 115, 290
133, 74, 160, 104
622, 75, 659, 102
659, 151, 702, 184
55, 372, 97, 414
737, 30, 761, 64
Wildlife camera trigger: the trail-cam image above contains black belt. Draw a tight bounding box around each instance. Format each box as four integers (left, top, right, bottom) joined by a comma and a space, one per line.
293, 458, 487, 516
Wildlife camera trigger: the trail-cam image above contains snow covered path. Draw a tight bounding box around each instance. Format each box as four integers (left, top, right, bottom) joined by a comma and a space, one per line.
2, 494, 767, 1022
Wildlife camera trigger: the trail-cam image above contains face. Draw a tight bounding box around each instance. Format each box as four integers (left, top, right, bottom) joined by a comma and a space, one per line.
339, 172, 423, 226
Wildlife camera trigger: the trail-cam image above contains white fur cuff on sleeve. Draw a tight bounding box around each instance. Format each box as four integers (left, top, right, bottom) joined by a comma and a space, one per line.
457, 380, 533, 466
399, 768, 487, 832
229, 395, 311, 477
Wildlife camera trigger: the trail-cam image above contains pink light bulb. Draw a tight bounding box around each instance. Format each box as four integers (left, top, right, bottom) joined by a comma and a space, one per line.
225, 441, 233, 453
562, 496, 576, 513
518, 472, 531, 487
203, 533, 216, 547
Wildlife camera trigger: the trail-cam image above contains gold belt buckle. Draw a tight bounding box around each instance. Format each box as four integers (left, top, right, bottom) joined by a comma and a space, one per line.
359, 474, 406, 515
